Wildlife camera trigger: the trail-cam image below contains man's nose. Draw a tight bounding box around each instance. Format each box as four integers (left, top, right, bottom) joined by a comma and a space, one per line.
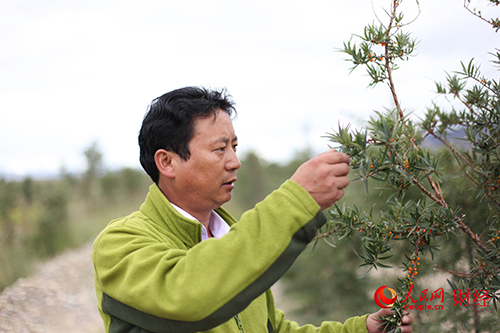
226, 150, 241, 171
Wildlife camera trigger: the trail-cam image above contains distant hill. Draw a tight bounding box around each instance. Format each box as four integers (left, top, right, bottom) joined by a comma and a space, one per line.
420, 127, 470, 151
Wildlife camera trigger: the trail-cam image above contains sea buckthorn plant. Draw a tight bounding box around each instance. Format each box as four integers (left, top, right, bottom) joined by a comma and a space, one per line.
320, 1, 500, 332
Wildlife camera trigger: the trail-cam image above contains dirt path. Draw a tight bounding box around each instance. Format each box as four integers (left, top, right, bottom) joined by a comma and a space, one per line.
0, 242, 103, 333
0, 242, 293, 332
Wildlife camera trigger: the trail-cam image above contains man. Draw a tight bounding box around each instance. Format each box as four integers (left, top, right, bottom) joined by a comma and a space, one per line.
92, 87, 413, 332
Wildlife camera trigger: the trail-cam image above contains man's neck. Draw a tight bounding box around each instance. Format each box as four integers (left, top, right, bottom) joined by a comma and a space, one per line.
157, 180, 217, 235
171, 201, 211, 228
159, 186, 210, 228
191, 211, 211, 231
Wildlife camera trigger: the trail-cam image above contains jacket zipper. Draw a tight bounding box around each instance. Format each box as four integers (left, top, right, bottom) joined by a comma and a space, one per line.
234, 314, 244, 333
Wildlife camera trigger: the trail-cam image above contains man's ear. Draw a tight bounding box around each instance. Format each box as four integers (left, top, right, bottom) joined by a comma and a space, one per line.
154, 149, 176, 179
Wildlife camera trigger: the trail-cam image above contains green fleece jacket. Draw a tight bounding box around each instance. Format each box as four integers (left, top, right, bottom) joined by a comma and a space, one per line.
92, 180, 369, 333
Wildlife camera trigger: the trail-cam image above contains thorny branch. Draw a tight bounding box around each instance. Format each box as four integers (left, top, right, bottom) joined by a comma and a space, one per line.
385, 1, 403, 119
411, 176, 444, 205
457, 219, 491, 255
435, 265, 483, 278
463, 0, 497, 26
430, 132, 500, 207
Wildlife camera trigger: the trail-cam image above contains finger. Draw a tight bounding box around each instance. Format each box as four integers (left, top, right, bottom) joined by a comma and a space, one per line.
319, 150, 350, 165
330, 162, 350, 177
402, 314, 413, 325
336, 176, 350, 190
400, 324, 413, 333
333, 189, 345, 203
377, 307, 393, 316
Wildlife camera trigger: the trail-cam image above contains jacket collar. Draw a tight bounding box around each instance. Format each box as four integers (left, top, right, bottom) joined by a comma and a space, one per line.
139, 184, 236, 248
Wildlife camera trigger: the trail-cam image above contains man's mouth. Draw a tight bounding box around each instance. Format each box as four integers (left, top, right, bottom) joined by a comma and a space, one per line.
222, 178, 237, 188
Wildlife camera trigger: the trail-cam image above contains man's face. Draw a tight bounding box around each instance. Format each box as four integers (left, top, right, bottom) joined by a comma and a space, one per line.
172, 110, 240, 212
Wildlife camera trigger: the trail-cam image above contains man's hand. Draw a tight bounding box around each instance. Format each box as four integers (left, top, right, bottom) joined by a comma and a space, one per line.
290, 150, 350, 210
366, 308, 413, 333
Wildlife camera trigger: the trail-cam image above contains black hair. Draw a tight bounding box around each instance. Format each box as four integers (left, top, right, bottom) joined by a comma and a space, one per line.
138, 86, 236, 184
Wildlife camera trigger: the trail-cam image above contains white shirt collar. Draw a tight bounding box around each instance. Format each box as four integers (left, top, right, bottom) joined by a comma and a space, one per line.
170, 203, 230, 241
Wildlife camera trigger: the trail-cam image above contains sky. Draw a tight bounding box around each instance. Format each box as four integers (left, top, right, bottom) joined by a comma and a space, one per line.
0, 0, 498, 178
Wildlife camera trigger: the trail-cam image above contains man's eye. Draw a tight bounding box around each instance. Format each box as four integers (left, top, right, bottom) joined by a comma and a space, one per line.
232, 145, 238, 152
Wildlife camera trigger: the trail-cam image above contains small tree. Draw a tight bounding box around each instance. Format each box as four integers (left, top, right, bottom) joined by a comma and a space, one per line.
320, 1, 500, 331
82, 141, 104, 199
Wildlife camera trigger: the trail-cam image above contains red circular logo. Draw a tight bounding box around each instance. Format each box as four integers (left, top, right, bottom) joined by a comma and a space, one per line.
374, 286, 398, 308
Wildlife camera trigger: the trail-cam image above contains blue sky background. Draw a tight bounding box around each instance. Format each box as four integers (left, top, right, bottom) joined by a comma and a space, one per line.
1, 0, 498, 178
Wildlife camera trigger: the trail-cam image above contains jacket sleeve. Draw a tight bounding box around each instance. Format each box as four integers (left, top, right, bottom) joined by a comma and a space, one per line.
265, 287, 369, 333
93, 180, 329, 332
273, 309, 369, 333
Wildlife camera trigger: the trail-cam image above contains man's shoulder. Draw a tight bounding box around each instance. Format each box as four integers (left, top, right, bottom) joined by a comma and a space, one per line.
92, 209, 188, 265
94, 210, 176, 247
105, 210, 152, 231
